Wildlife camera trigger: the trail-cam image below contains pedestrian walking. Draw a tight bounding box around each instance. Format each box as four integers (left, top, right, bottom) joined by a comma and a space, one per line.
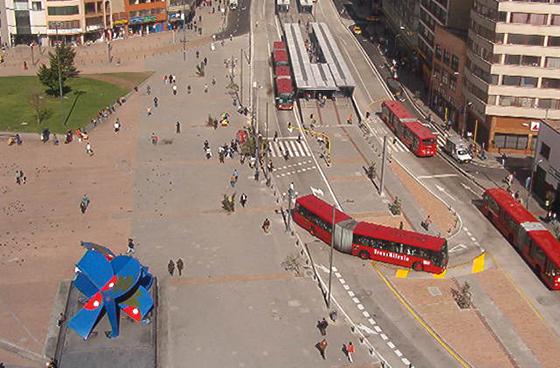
187, 85, 191, 94
168, 260, 175, 276
163, 74, 168, 84
399, 221, 404, 230
80, 194, 90, 214
126, 238, 135, 254
240, 193, 247, 207
422, 215, 432, 230
114, 119, 121, 133
153, 96, 159, 108
230, 175, 236, 188
86, 142, 94, 156
196, 50, 200, 58
172, 85, 178, 96
151, 133, 159, 145
317, 318, 328, 336
147, 106, 152, 116
204, 84, 208, 93
262, 218, 271, 233
316, 339, 328, 360
176, 121, 181, 134
212, 76, 216, 85
205, 147, 212, 159
176, 258, 184, 276
146, 85, 151, 95
203, 57, 208, 66
345, 342, 354, 363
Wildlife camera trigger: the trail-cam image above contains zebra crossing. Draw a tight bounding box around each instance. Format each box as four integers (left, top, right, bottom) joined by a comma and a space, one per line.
268, 138, 312, 158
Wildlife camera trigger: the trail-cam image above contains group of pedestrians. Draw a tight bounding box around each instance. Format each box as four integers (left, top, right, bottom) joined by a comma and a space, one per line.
315, 317, 355, 362
168, 258, 185, 276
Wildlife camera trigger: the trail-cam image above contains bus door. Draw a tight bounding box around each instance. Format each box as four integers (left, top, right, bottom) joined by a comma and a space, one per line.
411, 136, 420, 153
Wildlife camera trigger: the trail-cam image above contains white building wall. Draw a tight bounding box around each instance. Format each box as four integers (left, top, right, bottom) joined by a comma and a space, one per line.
535, 122, 560, 190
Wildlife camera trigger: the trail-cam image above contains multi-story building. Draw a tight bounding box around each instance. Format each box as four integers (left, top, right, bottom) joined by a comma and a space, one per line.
125, 0, 167, 36
45, 0, 85, 45
417, 0, 474, 80
464, 0, 560, 154
5, 0, 47, 45
167, 0, 197, 30
382, 0, 419, 53
533, 119, 560, 212
1, 1, 9, 47
430, 24, 468, 133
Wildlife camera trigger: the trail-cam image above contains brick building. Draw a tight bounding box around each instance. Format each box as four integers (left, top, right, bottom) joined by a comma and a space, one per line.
429, 24, 467, 134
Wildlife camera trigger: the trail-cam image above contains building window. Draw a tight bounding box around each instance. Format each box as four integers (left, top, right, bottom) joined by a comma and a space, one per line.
538, 99, 560, 110
540, 143, 550, 160
85, 3, 96, 13
510, 13, 547, 25
542, 78, 560, 89
507, 34, 544, 46
32, 1, 42, 10
552, 15, 560, 26
545, 57, 560, 69
435, 44, 442, 60
48, 20, 80, 29
504, 54, 540, 67
494, 134, 528, 150
47, 6, 79, 15
443, 50, 450, 65
499, 96, 535, 108
502, 76, 537, 88
549, 37, 560, 47
451, 55, 459, 72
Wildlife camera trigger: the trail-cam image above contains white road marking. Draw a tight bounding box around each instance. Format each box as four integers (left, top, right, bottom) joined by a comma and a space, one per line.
352, 297, 360, 304
368, 318, 376, 325
356, 324, 378, 335
417, 174, 459, 179
362, 311, 370, 318
348, 291, 355, 297
435, 184, 456, 201
395, 349, 403, 357
380, 333, 388, 341
449, 244, 467, 253
387, 341, 395, 349
310, 186, 324, 197
374, 326, 382, 332
357, 304, 365, 310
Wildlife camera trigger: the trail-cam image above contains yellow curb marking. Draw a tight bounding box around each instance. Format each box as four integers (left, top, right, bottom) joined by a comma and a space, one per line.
472, 253, 485, 274
373, 262, 471, 368
434, 270, 447, 279
395, 269, 409, 278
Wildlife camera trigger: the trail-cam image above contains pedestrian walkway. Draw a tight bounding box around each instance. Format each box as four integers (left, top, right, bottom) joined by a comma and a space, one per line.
268, 138, 311, 157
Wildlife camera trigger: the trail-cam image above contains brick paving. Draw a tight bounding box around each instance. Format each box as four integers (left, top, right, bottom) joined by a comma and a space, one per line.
390, 161, 457, 236
392, 278, 515, 368
477, 269, 560, 368
0, 92, 141, 365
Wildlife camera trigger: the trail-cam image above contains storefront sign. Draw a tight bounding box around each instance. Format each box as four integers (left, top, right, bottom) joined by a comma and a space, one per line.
169, 12, 183, 20
130, 16, 157, 24
113, 19, 128, 26
530, 121, 540, 132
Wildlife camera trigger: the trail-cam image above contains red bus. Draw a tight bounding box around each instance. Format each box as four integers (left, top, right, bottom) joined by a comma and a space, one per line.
273, 49, 289, 67
380, 100, 438, 157
273, 41, 286, 51
293, 194, 448, 274
481, 188, 560, 290
275, 66, 294, 110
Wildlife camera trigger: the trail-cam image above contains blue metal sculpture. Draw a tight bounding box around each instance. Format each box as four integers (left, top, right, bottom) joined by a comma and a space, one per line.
68, 243, 154, 339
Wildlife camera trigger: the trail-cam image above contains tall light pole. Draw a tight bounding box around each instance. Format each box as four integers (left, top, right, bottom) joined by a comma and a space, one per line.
182, 1, 187, 61
54, 22, 63, 100
327, 199, 353, 309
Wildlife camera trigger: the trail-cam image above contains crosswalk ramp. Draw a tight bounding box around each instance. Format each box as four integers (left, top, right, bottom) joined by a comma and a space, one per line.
268, 139, 312, 158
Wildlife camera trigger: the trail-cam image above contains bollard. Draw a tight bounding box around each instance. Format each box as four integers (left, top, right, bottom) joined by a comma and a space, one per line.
369, 348, 374, 356
305, 259, 309, 265
296, 239, 299, 246
300, 249, 304, 255
350, 326, 355, 333
359, 336, 364, 344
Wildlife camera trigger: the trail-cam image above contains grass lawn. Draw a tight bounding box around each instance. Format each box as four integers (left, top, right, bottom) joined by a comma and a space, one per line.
0, 72, 151, 133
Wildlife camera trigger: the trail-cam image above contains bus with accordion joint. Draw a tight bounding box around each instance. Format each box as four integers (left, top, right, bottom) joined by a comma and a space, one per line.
380, 100, 438, 157
272, 41, 294, 110
292, 194, 448, 274
481, 187, 560, 290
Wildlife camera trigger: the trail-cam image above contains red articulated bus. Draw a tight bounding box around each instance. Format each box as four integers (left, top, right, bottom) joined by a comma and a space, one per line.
481, 188, 560, 290
275, 66, 294, 110
380, 100, 438, 157
273, 41, 286, 51
292, 194, 448, 274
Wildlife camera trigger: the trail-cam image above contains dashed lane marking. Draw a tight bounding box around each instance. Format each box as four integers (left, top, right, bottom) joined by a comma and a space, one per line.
387, 341, 395, 349
368, 318, 376, 325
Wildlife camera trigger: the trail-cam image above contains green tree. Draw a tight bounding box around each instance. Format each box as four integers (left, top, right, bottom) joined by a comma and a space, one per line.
37, 44, 78, 96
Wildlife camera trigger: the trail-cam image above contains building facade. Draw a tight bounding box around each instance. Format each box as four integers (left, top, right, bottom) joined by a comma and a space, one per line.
464, 0, 560, 154
1, 1, 9, 47
125, 0, 167, 36
417, 0, 474, 81
5, 0, 47, 45
430, 25, 468, 133
382, 0, 419, 53
533, 120, 560, 213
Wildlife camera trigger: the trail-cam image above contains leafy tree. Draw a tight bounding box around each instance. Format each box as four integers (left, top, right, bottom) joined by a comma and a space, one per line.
28, 90, 52, 127
37, 44, 78, 96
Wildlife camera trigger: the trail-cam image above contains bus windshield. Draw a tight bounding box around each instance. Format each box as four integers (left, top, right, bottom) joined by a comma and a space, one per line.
433, 241, 448, 267
423, 138, 436, 146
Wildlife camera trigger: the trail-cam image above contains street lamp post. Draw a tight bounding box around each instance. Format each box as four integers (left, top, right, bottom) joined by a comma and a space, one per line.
327, 199, 354, 309
182, 1, 187, 61
54, 23, 63, 100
